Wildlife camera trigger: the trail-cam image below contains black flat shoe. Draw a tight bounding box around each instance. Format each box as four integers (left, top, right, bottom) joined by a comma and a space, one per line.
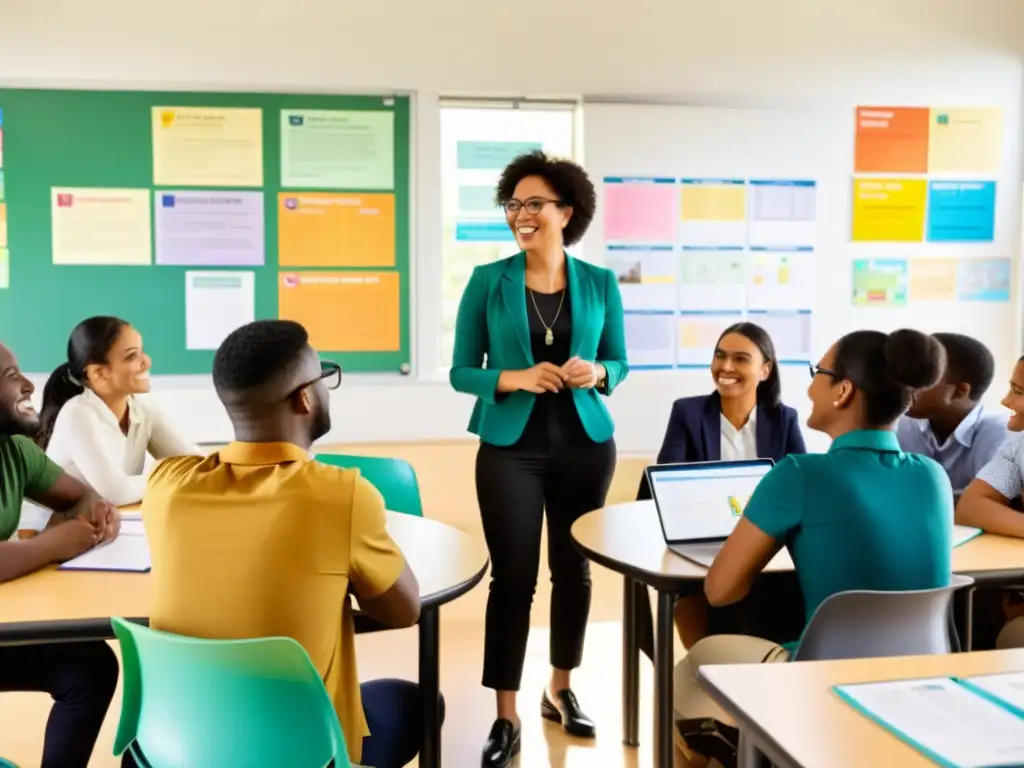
541, 688, 596, 738
482, 717, 521, 768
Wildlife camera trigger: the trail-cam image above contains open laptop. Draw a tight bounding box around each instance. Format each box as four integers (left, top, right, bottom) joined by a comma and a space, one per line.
646, 459, 775, 567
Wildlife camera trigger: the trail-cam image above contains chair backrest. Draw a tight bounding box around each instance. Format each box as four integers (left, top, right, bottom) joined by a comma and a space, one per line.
110, 617, 350, 768
791, 574, 974, 662
315, 453, 423, 517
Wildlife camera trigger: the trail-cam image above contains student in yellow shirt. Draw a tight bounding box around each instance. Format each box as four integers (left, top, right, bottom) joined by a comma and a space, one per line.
142, 320, 438, 768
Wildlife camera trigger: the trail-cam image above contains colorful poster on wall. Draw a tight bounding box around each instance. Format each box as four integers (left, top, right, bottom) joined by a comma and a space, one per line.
454, 221, 514, 242
278, 271, 401, 351
678, 310, 744, 367
909, 259, 957, 302
607, 245, 677, 311
0, 170, 5, 203
281, 110, 395, 190
184, 271, 255, 350
851, 179, 927, 242
603, 177, 677, 245
747, 180, 816, 249
747, 309, 812, 363
0, 203, 5, 249
0, 248, 8, 289
51, 188, 152, 265
152, 107, 264, 188
278, 192, 396, 267
957, 258, 1010, 302
679, 179, 746, 248
854, 107, 930, 173
623, 310, 676, 369
852, 259, 908, 306
155, 191, 265, 266
747, 248, 815, 311
926, 181, 996, 243
457, 141, 541, 170
679, 249, 747, 312
928, 108, 1004, 173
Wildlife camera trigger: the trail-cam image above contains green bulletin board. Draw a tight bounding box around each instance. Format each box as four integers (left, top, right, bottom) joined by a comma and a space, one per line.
0, 88, 411, 374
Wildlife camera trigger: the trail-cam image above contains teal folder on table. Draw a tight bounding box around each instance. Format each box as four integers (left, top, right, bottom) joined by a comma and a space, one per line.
833, 672, 1024, 767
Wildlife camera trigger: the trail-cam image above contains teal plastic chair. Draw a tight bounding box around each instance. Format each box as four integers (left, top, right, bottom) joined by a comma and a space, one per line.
110, 617, 351, 768
0, 759, 18, 767
315, 454, 424, 517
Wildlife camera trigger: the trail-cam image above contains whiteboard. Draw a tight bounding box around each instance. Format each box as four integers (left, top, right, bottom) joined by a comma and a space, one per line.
581, 102, 1021, 429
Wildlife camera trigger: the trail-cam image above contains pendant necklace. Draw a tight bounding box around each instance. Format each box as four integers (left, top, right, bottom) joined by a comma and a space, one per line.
528, 288, 564, 346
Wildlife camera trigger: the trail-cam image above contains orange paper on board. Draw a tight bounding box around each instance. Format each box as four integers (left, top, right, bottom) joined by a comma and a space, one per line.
854, 107, 930, 173
278, 271, 400, 351
278, 192, 396, 268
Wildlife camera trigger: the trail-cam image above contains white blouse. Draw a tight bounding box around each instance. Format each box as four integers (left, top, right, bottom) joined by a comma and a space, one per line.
720, 406, 758, 462
44, 388, 199, 506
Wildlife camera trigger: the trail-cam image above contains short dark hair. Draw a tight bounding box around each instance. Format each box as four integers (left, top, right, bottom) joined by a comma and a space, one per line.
38, 316, 129, 449
832, 329, 945, 427
717, 322, 781, 408
212, 320, 310, 397
932, 332, 995, 402
494, 150, 596, 247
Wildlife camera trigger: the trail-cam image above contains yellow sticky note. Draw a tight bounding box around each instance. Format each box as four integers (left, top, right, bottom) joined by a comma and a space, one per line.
51, 188, 152, 265
928, 108, 1003, 173
152, 106, 264, 187
909, 258, 957, 301
681, 183, 746, 221
852, 178, 927, 242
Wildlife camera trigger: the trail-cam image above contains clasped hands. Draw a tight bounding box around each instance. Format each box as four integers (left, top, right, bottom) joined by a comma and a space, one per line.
504, 357, 603, 394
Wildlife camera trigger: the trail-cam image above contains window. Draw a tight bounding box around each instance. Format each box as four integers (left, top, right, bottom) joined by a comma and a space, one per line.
439, 100, 578, 366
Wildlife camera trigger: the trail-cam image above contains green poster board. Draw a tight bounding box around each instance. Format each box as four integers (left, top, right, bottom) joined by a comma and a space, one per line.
0, 88, 411, 374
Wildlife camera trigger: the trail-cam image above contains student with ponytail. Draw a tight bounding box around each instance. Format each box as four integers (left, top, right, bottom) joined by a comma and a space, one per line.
672, 329, 954, 768
36, 317, 198, 508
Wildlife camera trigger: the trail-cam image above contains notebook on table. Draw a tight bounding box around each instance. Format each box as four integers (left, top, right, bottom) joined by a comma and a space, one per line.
834, 671, 1024, 767
58, 520, 151, 573
646, 459, 775, 567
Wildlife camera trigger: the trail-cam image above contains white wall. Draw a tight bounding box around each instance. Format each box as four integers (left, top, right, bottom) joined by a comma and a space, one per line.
2, 0, 1022, 451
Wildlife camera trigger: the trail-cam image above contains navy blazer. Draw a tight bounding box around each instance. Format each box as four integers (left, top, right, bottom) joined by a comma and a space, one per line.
637, 392, 806, 500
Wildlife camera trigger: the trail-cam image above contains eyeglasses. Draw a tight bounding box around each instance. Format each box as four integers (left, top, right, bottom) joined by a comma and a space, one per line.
499, 197, 563, 215
317, 360, 342, 390
808, 363, 837, 379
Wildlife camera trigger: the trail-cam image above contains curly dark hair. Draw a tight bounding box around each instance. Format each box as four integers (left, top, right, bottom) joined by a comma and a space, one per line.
213, 319, 309, 396
494, 150, 596, 247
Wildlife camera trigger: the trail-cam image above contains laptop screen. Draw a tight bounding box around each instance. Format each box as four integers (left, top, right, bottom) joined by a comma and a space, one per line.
648, 461, 774, 543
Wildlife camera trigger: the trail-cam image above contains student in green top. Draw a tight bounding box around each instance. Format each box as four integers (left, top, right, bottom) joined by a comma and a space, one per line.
672, 329, 953, 768
0, 341, 126, 768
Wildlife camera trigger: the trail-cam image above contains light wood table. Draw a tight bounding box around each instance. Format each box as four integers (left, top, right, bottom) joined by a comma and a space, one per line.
1, 511, 487, 768
571, 500, 1024, 768
698, 648, 1024, 768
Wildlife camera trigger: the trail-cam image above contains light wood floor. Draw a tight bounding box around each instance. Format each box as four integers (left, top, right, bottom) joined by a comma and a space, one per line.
0, 440, 689, 767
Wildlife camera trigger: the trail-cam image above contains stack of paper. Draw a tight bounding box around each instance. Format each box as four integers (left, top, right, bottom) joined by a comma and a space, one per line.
834, 671, 1024, 767
58, 522, 151, 573
953, 524, 982, 548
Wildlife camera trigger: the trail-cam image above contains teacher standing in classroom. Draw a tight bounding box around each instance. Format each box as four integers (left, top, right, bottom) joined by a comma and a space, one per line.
449, 150, 628, 768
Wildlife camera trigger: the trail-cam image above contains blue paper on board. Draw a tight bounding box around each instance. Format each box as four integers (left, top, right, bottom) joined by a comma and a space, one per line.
926, 181, 996, 243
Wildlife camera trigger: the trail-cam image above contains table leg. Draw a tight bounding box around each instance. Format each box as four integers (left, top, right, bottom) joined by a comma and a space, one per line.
738, 731, 769, 768
418, 605, 441, 768
622, 576, 640, 747
655, 590, 675, 768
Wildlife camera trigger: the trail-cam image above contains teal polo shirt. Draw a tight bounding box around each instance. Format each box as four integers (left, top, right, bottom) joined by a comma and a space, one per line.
744, 429, 953, 644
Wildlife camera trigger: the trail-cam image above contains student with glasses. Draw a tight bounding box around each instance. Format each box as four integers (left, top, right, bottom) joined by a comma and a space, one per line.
672, 329, 953, 768
140, 320, 438, 768
449, 150, 628, 767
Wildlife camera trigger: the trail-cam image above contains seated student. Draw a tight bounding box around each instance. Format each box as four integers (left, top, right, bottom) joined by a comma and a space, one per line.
640, 322, 807, 649
673, 329, 953, 768
0, 340, 125, 768
34, 316, 198, 509
896, 332, 1007, 495
955, 354, 1024, 649
142, 319, 442, 768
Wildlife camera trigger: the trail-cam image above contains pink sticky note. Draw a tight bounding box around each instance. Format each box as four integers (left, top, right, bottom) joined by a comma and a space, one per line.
603, 179, 677, 243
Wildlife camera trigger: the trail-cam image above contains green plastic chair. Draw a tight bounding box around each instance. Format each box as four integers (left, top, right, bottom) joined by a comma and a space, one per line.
315, 454, 424, 517
110, 617, 351, 768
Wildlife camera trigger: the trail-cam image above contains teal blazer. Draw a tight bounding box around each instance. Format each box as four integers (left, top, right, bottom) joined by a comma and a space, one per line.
449, 252, 629, 447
